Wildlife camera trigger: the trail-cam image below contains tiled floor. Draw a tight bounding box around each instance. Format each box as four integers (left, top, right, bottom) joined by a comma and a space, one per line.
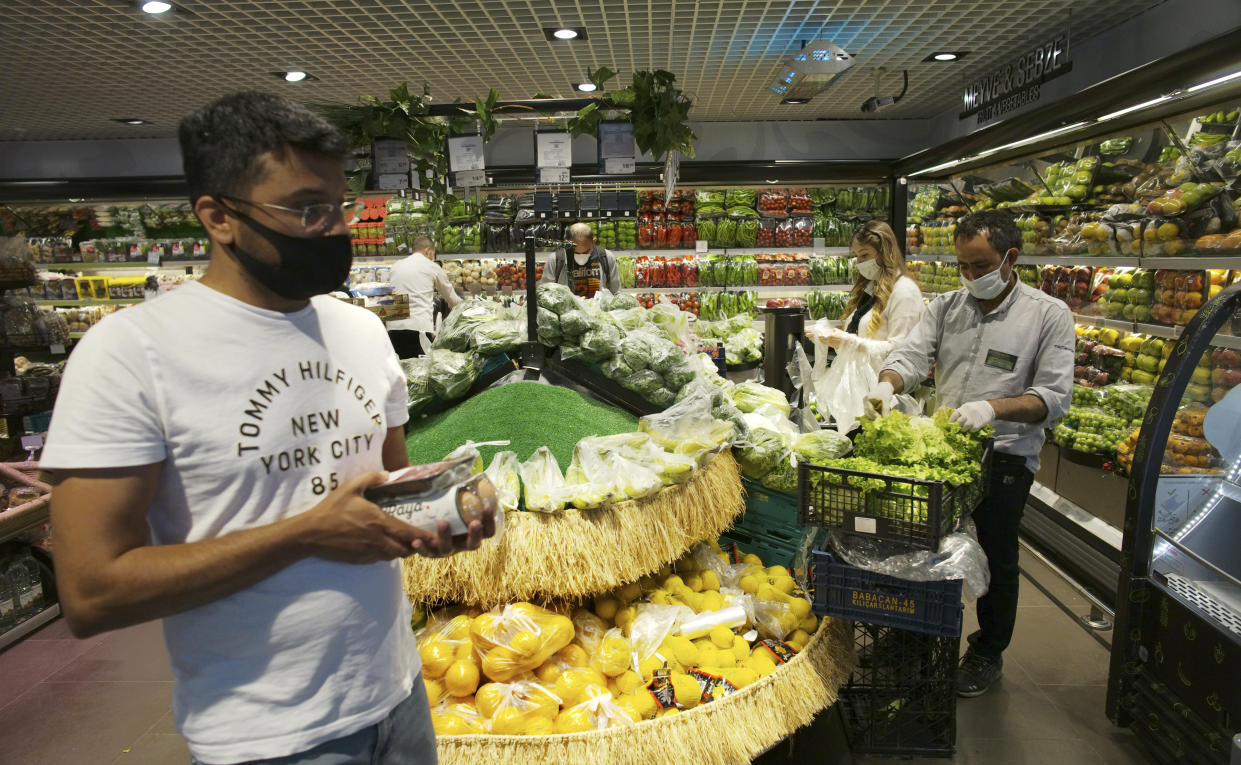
0, 550, 1148, 765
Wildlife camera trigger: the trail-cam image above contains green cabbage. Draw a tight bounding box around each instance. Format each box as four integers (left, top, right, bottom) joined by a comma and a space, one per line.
730, 382, 791, 417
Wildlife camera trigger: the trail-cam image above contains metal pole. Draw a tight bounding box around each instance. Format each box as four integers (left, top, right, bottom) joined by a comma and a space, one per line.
522, 236, 543, 369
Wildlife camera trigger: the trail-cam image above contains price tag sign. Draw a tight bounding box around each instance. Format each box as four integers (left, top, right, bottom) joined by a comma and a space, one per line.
535, 132, 573, 168
538, 167, 571, 184
598, 121, 635, 158
372, 139, 410, 175
376, 173, 410, 190
813, 237, 826, 249
147, 249, 161, 266
455, 169, 487, 188
49, 343, 66, 355
447, 135, 485, 172
695, 240, 709, 253
20, 434, 43, 452
603, 157, 636, 175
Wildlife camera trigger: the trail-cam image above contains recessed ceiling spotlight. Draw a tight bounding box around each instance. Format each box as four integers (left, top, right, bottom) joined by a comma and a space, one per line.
141, 1, 172, 13
271, 71, 318, 82
781, 97, 810, 105
576, 82, 598, 93
543, 26, 588, 41
113, 118, 150, 125
924, 51, 968, 62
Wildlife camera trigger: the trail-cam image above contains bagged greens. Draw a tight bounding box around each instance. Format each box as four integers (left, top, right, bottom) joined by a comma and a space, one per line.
428, 350, 480, 401
485, 450, 522, 512
401, 356, 434, 411
433, 299, 502, 352
792, 430, 853, 462
520, 446, 566, 513
537, 306, 562, 346
472, 317, 524, 356
730, 382, 792, 417
537, 282, 580, 315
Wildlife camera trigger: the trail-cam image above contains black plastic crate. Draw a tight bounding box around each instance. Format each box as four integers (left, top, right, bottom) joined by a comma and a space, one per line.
840, 622, 958, 758
811, 550, 963, 637
797, 440, 993, 551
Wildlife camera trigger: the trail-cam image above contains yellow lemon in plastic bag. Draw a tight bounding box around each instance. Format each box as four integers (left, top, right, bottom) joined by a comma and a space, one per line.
424, 677, 445, 708
799, 614, 820, 633
454, 642, 475, 661
594, 596, 620, 622
490, 706, 527, 736
615, 696, 644, 722
779, 612, 799, 635
510, 630, 542, 657
443, 614, 473, 641
558, 643, 590, 668
684, 573, 704, 593
738, 575, 759, 594
700, 591, 726, 612
670, 672, 701, 709
525, 716, 556, 736
701, 570, 721, 591
474, 683, 505, 719
709, 626, 734, 649
445, 659, 480, 698
789, 598, 812, 619
731, 635, 750, 663
618, 582, 642, 603
420, 640, 457, 679
535, 660, 561, 685
671, 636, 700, 668
614, 606, 637, 631
771, 576, 797, 596
612, 670, 642, 696
555, 706, 594, 734
554, 667, 607, 707
599, 634, 632, 677
481, 646, 521, 683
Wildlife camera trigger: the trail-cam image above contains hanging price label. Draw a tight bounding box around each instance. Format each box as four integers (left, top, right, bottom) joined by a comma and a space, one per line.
603, 157, 636, 174
696, 240, 709, 253
538, 167, 571, 184
535, 132, 573, 168
813, 237, 826, 249
376, 173, 410, 190
455, 169, 487, 188
447, 135, 485, 172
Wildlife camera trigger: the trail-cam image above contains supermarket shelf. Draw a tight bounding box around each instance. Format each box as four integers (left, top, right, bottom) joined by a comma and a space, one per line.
1036, 256, 1140, 268
37, 260, 208, 271
37, 299, 143, 307
435, 252, 554, 261
1074, 314, 1134, 332
621, 284, 853, 294
1212, 334, 1241, 351
1135, 322, 1181, 340
722, 247, 851, 256
0, 603, 60, 652
1140, 256, 1241, 269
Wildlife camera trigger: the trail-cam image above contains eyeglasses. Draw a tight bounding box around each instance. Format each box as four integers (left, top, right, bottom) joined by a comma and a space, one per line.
217, 194, 363, 231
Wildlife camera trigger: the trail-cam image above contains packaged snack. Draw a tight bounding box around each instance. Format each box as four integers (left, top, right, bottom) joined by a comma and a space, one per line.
364, 447, 499, 541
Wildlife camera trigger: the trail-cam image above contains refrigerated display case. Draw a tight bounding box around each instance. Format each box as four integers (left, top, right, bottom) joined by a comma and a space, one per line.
1107, 281, 1241, 765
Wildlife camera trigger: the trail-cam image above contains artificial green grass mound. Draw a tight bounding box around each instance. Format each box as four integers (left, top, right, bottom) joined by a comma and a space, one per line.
405, 381, 639, 468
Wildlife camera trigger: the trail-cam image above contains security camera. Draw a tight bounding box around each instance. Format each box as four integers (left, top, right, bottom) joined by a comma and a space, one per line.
860, 69, 908, 113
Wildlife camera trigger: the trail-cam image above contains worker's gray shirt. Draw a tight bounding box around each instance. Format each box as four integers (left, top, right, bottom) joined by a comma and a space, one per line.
880, 282, 1075, 473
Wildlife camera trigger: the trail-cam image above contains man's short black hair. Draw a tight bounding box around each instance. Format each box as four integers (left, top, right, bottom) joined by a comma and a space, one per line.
178, 91, 348, 206
954, 210, 1021, 256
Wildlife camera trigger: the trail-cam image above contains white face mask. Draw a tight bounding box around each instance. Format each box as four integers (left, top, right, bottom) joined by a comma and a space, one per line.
961, 255, 1013, 300
856, 258, 881, 281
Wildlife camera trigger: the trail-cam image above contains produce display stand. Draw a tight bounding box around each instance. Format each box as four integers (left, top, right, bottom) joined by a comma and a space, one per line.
401, 451, 745, 607
431, 618, 854, 765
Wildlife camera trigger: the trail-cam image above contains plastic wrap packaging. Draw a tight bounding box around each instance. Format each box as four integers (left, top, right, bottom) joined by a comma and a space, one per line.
417, 613, 475, 681
571, 609, 611, 656
476, 680, 561, 735
555, 692, 637, 732
730, 381, 792, 418
734, 411, 797, 479
520, 446, 566, 513
428, 349, 480, 401
431, 697, 488, 735
561, 440, 618, 509
598, 447, 664, 500
638, 391, 735, 457
434, 299, 503, 352
628, 603, 696, 668
472, 314, 525, 356
828, 520, 991, 602
469, 602, 576, 683
484, 450, 521, 512
401, 356, 434, 411
365, 446, 500, 542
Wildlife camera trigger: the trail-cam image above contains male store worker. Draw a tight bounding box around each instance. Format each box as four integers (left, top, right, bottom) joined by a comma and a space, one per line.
388, 234, 462, 359
41, 91, 494, 765
868, 210, 1074, 698
541, 221, 622, 299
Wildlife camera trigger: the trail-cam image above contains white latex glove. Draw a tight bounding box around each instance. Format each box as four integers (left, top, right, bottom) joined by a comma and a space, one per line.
863, 381, 895, 419
949, 400, 996, 432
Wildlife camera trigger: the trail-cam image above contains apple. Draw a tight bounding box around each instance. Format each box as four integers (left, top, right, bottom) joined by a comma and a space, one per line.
1133, 305, 1151, 322
1217, 349, 1240, 368
1223, 368, 1241, 387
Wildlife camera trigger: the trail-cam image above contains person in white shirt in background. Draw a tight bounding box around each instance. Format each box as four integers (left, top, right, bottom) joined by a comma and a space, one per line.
806, 219, 923, 370
387, 235, 462, 359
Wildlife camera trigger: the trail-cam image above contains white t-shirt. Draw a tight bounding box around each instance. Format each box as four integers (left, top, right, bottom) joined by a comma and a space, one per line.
40, 282, 416, 765
387, 252, 461, 333
846, 274, 924, 365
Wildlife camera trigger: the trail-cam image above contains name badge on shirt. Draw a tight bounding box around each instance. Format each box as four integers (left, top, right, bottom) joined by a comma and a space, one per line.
985, 349, 1018, 372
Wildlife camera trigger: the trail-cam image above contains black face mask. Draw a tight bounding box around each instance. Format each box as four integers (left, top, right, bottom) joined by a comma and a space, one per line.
220, 201, 352, 301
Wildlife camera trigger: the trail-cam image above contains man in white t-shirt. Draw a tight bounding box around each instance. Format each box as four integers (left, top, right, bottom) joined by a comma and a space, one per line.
387, 235, 461, 359
41, 91, 494, 765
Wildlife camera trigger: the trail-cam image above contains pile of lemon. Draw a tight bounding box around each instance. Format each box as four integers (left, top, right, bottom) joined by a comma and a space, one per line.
418, 541, 819, 736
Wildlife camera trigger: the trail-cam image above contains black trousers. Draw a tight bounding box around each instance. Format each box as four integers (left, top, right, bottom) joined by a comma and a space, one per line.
388, 330, 425, 360
968, 453, 1035, 660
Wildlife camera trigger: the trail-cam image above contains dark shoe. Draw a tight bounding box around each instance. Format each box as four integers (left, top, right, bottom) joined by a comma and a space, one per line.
957, 648, 1002, 697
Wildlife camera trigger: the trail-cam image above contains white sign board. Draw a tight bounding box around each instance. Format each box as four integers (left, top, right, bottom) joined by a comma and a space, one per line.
456, 169, 487, 188
372, 139, 410, 175
603, 157, 636, 175
376, 173, 410, 190
447, 135, 485, 172
598, 122, 635, 159
535, 132, 573, 168
538, 167, 571, 184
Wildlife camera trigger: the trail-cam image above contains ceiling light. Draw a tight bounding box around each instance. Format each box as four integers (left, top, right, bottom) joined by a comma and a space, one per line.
576, 82, 597, 92
113, 118, 150, 125
271, 71, 317, 82
781, 98, 810, 105
1187, 69, 1241, 93
924, 51, 968, 62
543, 27, 588, 41
1097, 95, 1176, 122
141, 1, 172, 13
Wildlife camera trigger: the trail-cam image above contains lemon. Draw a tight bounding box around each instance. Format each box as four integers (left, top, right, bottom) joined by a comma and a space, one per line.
671, 636, 700, 668
535, 660, 561, 685
671, 672, 701, 708
661, 707, 681, 718
594, 596, 620, 622
618, 582, 643, 603
615, 606, 637, 631
771, 576, 797, 595
709, 625, 735, 649
696, 646, 720, 668
662, 574, 685, 590
615, 696, 645, 722
748, 654, 777, 677
555, 707, 593, 734
731, 635, 750, 662
648, 589, 673, 606
613, 669, 643, 695
700, 570, 721, 591
766, 565, 787, 578
444, 659, 480, 697
490, 706, 527, 735
742, 553, 762, 566
708, 539, 723, 553
738, 575, 759, 594
700, 591, 726, 612
713, 649, 737, 669
638, 655, 665, 680
684, 573, 705, 593
474, 683, 505, 718
788, 629, 810, 649
723, 667, 758, 688
554, 667, 607, 707
423, 677, 445, 708
558, 643, 590, 667
419, 640, 457, 679
675, 556, 698, 574
510, 630, 542, 656
525, 716, 556, 736
789, 598, 812, 619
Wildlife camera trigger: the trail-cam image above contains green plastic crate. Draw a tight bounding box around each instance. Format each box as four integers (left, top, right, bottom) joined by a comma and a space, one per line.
720, 479, 804, 570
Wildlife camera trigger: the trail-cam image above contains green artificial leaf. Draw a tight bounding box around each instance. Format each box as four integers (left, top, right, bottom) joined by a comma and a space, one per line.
589, 66, 618, 89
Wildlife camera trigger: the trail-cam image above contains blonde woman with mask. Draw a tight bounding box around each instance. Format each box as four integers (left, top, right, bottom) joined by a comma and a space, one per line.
807, 220, 923, 368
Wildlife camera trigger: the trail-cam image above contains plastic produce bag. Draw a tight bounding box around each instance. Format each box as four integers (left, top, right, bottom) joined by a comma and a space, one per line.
537, 306, 561, 347
434, 299, 501, 352
638, 392, 735, 456
520, 446, 566, 513
648, 299, 692, 347
431, 697, 488, 735
537, 282, 580, 315
476, 680, 561, 735
734, 412, 796, 479
596, 627, 634, 677
417, 613, 475, 680
401, 356, 434, 411
558, 308, 593, 340
792, 430, 853, 462
562, 441, 618, 509
730, 381, 792, 418
597, 448, 664, 500
828, 520, 991, 602
469, 602, 576, 683
571, 609, 611, 656
484, 451, 521, 512
472, 314, 525, 356
813, 340, 874, 433
428, 349, 480, 401
555, 692, 636, 733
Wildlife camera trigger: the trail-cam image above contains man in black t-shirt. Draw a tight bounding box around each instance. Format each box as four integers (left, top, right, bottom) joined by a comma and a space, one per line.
541, 222, 621, 299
